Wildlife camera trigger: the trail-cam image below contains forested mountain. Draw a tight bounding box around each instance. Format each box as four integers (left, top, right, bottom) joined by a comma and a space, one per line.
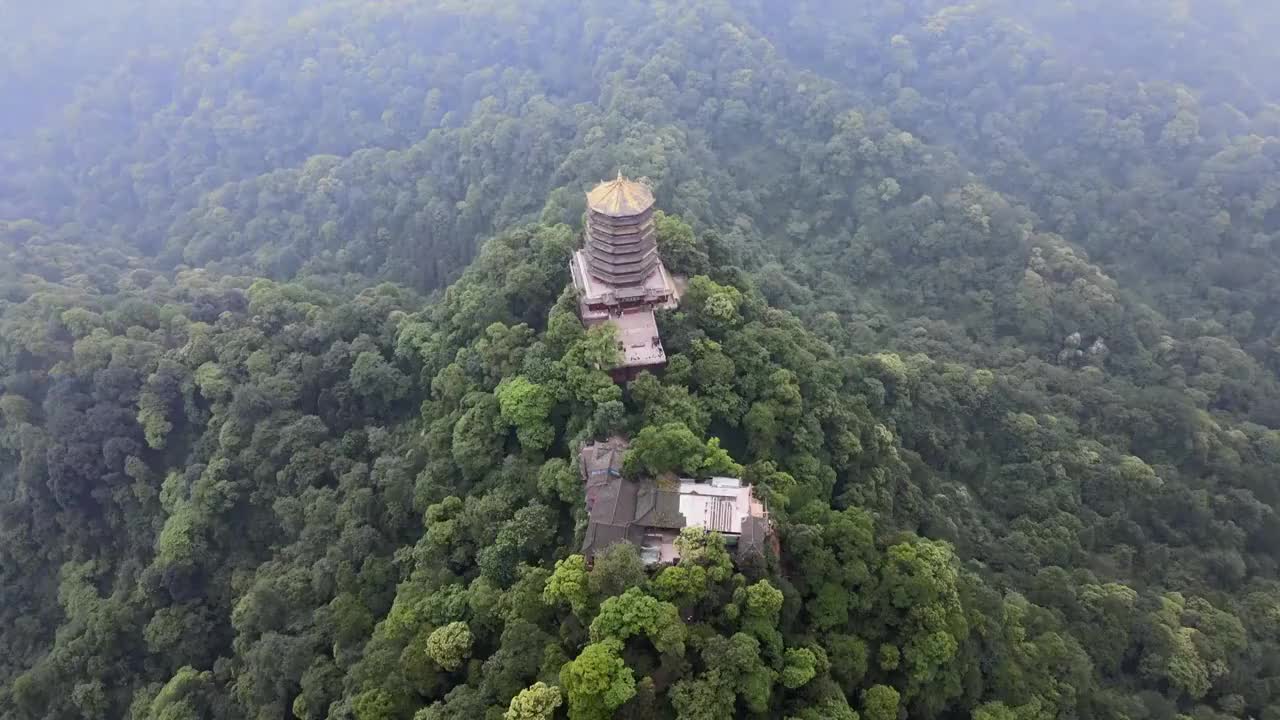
4, 1, 1280, 719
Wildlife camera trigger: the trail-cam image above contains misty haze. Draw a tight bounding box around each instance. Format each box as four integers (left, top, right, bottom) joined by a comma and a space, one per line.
3, 2, 1280, 719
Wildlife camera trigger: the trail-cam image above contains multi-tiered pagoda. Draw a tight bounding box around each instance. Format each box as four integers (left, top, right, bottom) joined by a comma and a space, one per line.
569, 174, 681, 380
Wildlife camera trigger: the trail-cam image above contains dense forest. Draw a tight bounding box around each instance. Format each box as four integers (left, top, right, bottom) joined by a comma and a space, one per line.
5, 1, 1280, 719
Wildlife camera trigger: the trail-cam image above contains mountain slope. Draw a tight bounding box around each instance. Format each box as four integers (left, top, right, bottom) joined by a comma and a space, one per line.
4, 2, 1280, 719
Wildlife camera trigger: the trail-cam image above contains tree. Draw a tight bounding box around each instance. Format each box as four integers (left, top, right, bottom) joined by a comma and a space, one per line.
705, 633, 776, 713
575, 323, 621, 372
504, 682, 562, 720
350, 350, 410, 404
655, 211, 709, 276
787, 695, 861, 720
826, 634, 869, 693
588, 543, 648, 600
544, 555, 590, 617
353, 689, 398, 720
877, 539, 968, 708
650, 564, 709, 608
739, 579, 785, 656
674, 528, 733, 583
496, 376, 556, 451
623, 422, 742, 478
427, 622, 474, 672
742, 461, 797, 511
138, 361, 188, 449
480, 503, 557, 586
744, 580, 783, 622
537, 457, 580, 504
683, 276, 743, 334
590, 587, 686, 656
137, 666, 224, 720
1137, 593, 1243, 701
782, 648, 818, 688
193, 362, 233, 402
971, 702, 1019, 720
451, 393, 504, 481
670, 670, 735, 720
623, 422, 705, 477
861, 685, 900, 720
559, 640, 636, 720
701, 437, 742, 477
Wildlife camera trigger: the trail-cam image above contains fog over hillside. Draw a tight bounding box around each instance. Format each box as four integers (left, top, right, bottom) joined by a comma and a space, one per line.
3, 2, 1280, 719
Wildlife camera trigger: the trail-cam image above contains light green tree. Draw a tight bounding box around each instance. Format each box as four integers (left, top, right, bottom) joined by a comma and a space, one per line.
496, 375, 556, 451
623, 422, 742, 478
559, 639, 636, 720
590, 587, 686, 656
504, 682, 562, 720
650, 564, 709, 608
544, 555, 590, 617
674, 528, 733, 583
861, 685, 900, 720
781, 647, 818, 688
426, 622, 473, 671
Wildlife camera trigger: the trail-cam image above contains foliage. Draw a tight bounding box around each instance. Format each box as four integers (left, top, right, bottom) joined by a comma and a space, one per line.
558, 640, 636, 720
503, 682, 562, 720
589, 588, 686, 656
426, 622, 474, 672
3, 2, 1280, 720
543, 555, 590, 617
623, 422, 743, 478
496, 376, 556, 451
861, 685, 900, 720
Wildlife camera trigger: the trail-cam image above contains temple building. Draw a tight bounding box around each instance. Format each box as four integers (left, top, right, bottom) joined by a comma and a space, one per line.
578, 437, 773, 565
569, 174, 681, 381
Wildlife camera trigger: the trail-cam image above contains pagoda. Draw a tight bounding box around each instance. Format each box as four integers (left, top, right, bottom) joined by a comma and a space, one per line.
569, 174, 681, 381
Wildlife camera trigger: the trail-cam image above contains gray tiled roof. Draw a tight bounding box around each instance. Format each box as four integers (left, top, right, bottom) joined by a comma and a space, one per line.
737, 516, 771, 557
634, 484, 686, 530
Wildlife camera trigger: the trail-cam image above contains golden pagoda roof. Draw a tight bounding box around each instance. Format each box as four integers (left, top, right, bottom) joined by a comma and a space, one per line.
586, 173, 655, 218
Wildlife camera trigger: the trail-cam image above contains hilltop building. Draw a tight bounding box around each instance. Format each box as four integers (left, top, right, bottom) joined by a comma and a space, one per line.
579, 438, 773, 565
569, 174, 681, 381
